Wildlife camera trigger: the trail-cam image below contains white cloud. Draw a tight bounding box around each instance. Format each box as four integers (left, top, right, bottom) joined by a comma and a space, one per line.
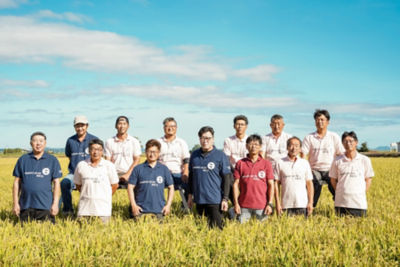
0, 14, 280, 82
0, 0, 27, 9
0, 79, 49, 88
33, 10, 92, 24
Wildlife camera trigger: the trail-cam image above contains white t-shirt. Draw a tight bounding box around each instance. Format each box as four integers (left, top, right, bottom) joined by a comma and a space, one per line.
158, 136, 190, 174
329, 153, 374, 209
302, 131, 345, 171
275, 156, 313, 209
261, 132, 292, 166
105, 135, 142, 175
74, 158, 119, 216
223, 134, 248, 168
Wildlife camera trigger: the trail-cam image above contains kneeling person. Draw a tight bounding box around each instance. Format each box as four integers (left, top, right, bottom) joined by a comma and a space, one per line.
275, 137, 314, 217
128, 139, 174, 219
74, 139, 119, 223
233, 134, 274, 223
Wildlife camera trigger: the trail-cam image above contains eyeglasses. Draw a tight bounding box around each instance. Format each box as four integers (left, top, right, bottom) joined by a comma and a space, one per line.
200, 136, 213, 141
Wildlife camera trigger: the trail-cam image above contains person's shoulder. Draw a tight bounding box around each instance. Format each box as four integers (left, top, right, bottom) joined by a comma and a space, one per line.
327, 130, 340, 139
282, 132, 293, 138
191, 148, 201, 156
105, 136, 115, 144
86, 132, 98, 140
45, 152, 59, 161
67, 134, 78, 142
17, 153, 31, 162
175, 136, 188, 144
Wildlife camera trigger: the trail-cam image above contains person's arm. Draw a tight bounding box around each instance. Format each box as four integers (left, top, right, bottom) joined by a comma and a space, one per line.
330, 178, 337, 191
365, 178, 372, 192
111, 184, 119, 195
50, 178, 61, 216
306, 180, 314, 216
187, 160, 194, 209
233, 179, 241, 215
162, 184, 175, 216
181, 162, 189, 183
220, 172, 232, 212
127, 184, 142, 216
264, 179, 274, 215
12, 177, 21, 216
75, 184, 82, 192
274, 181, 282, 215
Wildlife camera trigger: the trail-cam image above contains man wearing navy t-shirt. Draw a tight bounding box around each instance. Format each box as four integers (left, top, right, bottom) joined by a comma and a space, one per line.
60, 116, 98, 215
12, 132, 62, 224
128, 139, 174, 219
188, 126, 232, 229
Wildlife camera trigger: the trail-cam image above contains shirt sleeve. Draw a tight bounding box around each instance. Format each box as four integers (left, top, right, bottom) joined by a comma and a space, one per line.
181, 139, 190, 160
363, 156, 374, 178
220, 152, 232, 175
328, 160, 338, 180
222, 138, 231, 156
274, 160, 281, 181
132, 138, 142, 157
73, 163, 82, 185
302, 135, 310, 156
108, 162, 119, 184
164, 167, 173, 187
265, 159, 274, 180
334, 133, 345, 155
261, 136, 267, 153
305, 161, 313, 181
128, 166, 139, 185
12, 157, 22, 178
52, 157, 63, 179
65, 139, 71, 158
233, 161, 241, 180
104, 139, 112, 158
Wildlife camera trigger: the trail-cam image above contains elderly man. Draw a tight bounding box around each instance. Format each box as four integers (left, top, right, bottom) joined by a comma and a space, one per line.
275, 137, 314, 217
188, 126, 232, 229
158, 117, 190, 209
233, 134, 274, 223
105, 116, 141, 189
128, 139, 174, 220
330, 131, 374, 217
74, 139, 119, 223
61, 115, 98, 215
302, 109, 344, 208
12, 132, 62, 224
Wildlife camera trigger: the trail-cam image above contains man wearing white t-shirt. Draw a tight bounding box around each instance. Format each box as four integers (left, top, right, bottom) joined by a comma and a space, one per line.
158, 117, 190, 208
105, 116, 142, 189
329, 131, 374, 217
302, 109, 344, 208
275, 137, 314, 217
261, 114, 292, 169
74, 139, 119, 223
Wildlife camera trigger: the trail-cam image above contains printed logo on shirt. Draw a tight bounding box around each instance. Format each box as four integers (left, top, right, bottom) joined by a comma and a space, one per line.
85, 147, 90, 155
207, 162, 215, 170
258, 171, 266, 179
42, 168, 50, 176
156, 176, 163, 184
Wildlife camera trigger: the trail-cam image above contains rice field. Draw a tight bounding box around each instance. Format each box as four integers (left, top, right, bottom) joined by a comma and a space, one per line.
0, 156, 399, 266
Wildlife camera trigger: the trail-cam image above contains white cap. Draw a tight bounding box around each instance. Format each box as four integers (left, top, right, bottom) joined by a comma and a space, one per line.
74, 115, 89, 125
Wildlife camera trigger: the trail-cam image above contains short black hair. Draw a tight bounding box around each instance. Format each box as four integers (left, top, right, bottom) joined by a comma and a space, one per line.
163, 117, 177, 126
314, 109, 330, 121
246, 134, 262, 145
233, 115, 248, 125
270, 114, 283, 122
198, 126, 214, 137
30, 131, 47, 141
145, 139, 161, 151
115, 116, 129, 127
89, 138, 104, 149
341, 131, 358, 142
287, 136, 302, 148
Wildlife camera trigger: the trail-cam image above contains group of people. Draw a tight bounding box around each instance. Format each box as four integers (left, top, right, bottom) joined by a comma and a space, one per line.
12, 110, 374, 228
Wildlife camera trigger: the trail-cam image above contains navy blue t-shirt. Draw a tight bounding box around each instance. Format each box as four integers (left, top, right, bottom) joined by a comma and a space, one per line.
13, 152, 62, 210
129, 161, 173, 214
65, 132, 97, 174
189, 147, 231, 205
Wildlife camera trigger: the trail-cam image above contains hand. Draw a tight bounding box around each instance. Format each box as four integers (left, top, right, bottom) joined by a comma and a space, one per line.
264, 205, 273, 215
234, 204, 241, 215
307, 203, 313, 216
276, 204, 283, 216
50, 202, 59, 216
187, 195, 193, 209
119, 175, 129, 182
181, 174, 188, 183
131, 204, 142, 216
13, 203, 20, 216
221, 199, 228, 212
162, 204, 171, 216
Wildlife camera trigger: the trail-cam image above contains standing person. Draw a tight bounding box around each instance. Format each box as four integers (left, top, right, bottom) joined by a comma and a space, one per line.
261, 114, 292, 169
61, 116, 97, 215
12, 132, 62, 224
330, 131, 374, 217
74, 139, 119, 223
105, 116, 142, 189
302, 109, 344, 208
158, 117, 190, 210
233, 135, 274, 223
275, 137, 314, 217
188, 126, 232, 229
127, 139, 174, 220
223, 115, 249, 219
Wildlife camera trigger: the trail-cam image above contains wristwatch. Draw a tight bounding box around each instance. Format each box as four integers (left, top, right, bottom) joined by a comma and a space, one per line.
268, 202, 274, 209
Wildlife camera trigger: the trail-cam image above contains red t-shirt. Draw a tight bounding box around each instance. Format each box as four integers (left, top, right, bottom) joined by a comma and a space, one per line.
234, 155, 274, 209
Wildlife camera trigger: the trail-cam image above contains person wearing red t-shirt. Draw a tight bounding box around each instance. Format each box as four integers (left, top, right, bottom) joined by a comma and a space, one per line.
233, 134, 274, 223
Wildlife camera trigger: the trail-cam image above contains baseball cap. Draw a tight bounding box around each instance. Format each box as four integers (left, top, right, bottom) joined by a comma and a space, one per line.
74, 115, 89, 125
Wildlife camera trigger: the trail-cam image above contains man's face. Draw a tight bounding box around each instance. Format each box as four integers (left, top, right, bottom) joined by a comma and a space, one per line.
164, 121, 177, 137
146, 146, 160, 163
30, 135, 46, 154
200, 131, 214, 151
315, 115, 329, 131
74, 123, 88, 137
246, 140, 261, 155
234, 119, 247, 136
116, 119, 129, 135
89, 144, 103, 161
287, 138, 301, 158
270, 119, 285, 136
342, 136, 358, 153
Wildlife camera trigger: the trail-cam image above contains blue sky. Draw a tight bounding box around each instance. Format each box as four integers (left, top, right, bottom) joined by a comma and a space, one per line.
0, 0, 399, 149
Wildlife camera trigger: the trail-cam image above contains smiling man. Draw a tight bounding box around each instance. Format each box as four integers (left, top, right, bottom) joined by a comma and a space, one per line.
12, 132, 62, 224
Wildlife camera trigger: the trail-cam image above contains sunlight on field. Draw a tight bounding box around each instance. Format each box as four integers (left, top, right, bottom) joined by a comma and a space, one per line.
0, 157, 399, 265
